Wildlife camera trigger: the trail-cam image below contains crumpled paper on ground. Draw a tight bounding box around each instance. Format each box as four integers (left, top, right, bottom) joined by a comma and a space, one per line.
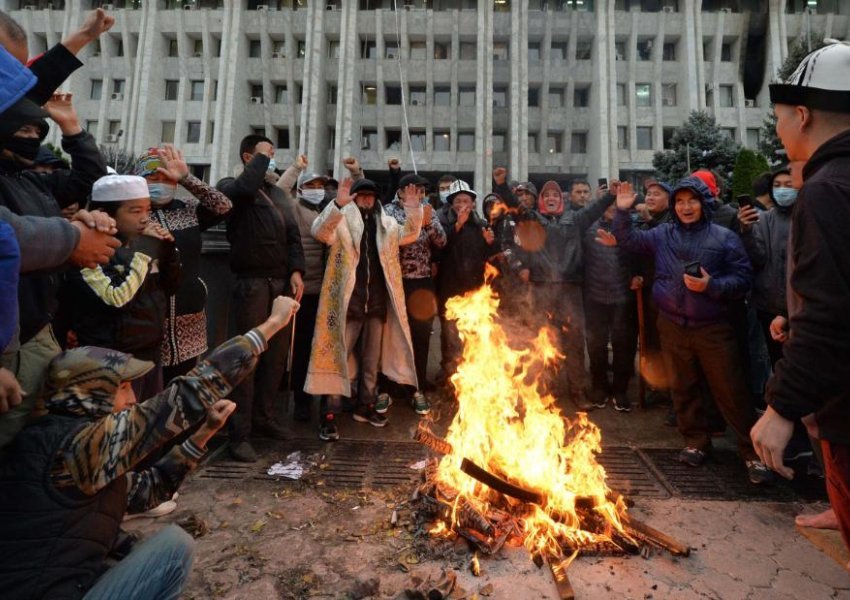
267, 451, 308, 479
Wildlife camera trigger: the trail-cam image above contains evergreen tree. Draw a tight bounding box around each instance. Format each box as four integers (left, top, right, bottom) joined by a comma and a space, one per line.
652, 111, 740, 184
732, 147, 771, 199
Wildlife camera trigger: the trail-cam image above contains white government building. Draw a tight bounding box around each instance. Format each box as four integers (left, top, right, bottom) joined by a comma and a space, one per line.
5, 0, 850, 192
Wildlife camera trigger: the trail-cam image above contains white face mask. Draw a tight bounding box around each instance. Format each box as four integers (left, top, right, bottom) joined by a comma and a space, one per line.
439, 191, 450, 204
300, 188, 325, 205
148, 182, 177, 206
773, 187, 798, 207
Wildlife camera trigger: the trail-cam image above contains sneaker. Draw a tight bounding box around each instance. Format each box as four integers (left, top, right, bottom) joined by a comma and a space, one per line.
229, 440, 258, 463
412, 391, 431, 416
613, 393, 632, 413
589, 388, 608, 409
746, 460, 776, 485
123, 499, 177, 521
678, 447, 708, 467
353, 406, 388, 427
375, 393, 393, 414
318, 414, 339, 442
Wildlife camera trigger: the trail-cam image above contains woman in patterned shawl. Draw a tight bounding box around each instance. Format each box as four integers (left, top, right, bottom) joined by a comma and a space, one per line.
133, 145, 232, 383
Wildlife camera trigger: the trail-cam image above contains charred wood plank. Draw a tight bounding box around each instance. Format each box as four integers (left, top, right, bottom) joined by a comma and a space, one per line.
414, 425, 454, 455
548, 557, 576, 600
624, 517, 690, 557
460, 458, 545, 505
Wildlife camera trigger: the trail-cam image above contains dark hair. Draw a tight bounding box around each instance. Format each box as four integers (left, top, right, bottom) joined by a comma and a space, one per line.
438, 174, 457, 185
0, 11, 27, 45
570, 179, 591, 191
751, 171, 774, 196
87, 200, 121, 217
239, 134, 274, 160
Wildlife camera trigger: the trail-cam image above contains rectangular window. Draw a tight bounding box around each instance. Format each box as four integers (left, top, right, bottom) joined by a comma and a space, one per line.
615, 41, 626, 61
250, 83, 264, 100
192, 39, 203, 56
719, 84, 734, 107
493, 87, 507, 108
86, 120, 99, 137
635, 83, 652, 107
746, 128, 760, 148
458, 87, 475, 107
211, 80, 218, 101
617, 83, 626, 106
362, 84, 377, 105
409, 41, 427, 59
551, 41, 568, 61
385, 41, 399, 59
410, 130, 426, 152
327, 85, 337, 105
409, 86, 427, 106
434, 86, 451, 106
328, 127, 336, 149
386, 130, 402, 151
275, 84, 288, 104
433, 130, 451, 152
458, 131, 475, 152
207, 121, 215, 144
108, 120, 121, 135
272, 41, 286, 57
528, 133, 538, 153
328, 40, 340, 59
276, 128, 290, 149
161, 121, 175, 144
113, 79, 125, 95
528, 87, 540, 107
90, 79, 102, 100
385, 85, 402, 105
164, 80, 179, 100
549, 86, 564, 108
661, 83, 677, 107
618, 125, 628, 149
637, 39, 653, 61
492, 131, 506, 152
722, 127, 736, 140
249, 39, 261, 58
361, 128, 378, 150
528, 42, 541, 62
459, 41, 476, 60
663, 40, 677, 61
663, 127, 676, 149
167, 38, 179, 57
362, 40, 377, 59
721, 42, 733, 62
576, 41, 593, 60
546, 133, 562, 154
636, 126, 653, 150
186, 121, 201, 144
493, 42, 509, 61
434, 42, 450, 60
297, 41, 307, 58
569, 131, 586, 154
573, 86, 589, 107
190, 80, 204, 101
116, 38, 124, 57
213, 37, 221, 57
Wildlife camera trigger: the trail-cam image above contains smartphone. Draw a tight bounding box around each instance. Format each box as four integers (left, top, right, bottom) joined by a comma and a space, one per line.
737, 194, 753, 209
598, 177, 608, 188
684, 261, 702, 277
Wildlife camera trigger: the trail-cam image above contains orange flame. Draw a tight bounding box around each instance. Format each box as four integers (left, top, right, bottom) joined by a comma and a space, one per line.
435, 265, 631, 559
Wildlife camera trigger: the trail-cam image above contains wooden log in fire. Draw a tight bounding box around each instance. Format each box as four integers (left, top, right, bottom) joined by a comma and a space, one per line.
459, 458, 545, 505
414, 424, 453, 456
548, 556, 576, 600
623, 517, 690, 557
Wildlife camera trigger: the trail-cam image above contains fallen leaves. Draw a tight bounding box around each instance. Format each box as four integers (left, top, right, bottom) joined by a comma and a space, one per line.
249, 519, 266, 534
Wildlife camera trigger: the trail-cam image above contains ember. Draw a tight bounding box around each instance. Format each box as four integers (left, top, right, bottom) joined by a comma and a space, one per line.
414, 268, 688, 597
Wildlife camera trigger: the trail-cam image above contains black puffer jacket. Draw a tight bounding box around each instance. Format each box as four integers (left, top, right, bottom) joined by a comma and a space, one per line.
766, 129, 850, 444
741, 206, 791, 316
435, 205, 496, 301
582, 217, 633, 305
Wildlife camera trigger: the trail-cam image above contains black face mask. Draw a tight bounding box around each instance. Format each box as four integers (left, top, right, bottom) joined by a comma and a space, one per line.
3, 136, 42, 162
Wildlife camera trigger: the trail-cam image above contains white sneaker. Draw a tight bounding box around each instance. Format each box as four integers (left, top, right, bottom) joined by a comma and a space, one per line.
123, 499, 178, 521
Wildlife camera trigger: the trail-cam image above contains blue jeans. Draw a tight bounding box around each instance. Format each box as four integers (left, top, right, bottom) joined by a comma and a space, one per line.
84, 525, 194, 600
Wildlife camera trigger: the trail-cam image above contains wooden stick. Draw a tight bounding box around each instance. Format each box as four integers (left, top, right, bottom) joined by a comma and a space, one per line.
548, 556, 576, 600
413, 424, 453, 456
625, 517, 690, 557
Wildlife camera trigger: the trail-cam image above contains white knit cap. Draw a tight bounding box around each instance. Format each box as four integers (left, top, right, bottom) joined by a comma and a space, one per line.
769, 40, 850, 112
91, 174, 150, 202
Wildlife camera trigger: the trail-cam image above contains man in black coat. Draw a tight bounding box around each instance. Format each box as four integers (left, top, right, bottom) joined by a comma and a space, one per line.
216, 134, 306, 462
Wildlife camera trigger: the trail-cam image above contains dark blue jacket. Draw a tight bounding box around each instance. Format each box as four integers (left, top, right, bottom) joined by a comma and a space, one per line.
613, 176, 751, 328
0, 221, 20, 351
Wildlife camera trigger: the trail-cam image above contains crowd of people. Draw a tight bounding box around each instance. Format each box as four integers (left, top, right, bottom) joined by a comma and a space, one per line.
0, 7, 848, 599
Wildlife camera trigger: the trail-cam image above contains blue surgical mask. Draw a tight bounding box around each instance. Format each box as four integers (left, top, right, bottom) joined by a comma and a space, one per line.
773, 187, 798, 207
439, 191, 450, 204
301, 189, 325, 205
148, 182, 177, 206
267, 158, 277, 173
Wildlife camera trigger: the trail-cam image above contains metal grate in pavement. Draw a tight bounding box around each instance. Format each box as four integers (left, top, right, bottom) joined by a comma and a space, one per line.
598, 446, 671, 499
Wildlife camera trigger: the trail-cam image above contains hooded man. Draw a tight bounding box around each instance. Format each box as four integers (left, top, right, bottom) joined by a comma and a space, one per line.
751, 42, 850, 557
0, 296, 299, 600
613, 177, 771, 485
518, 180, 615, 410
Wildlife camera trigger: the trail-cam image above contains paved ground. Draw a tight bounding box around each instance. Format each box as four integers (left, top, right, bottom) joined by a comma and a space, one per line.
123, 385, 850, 600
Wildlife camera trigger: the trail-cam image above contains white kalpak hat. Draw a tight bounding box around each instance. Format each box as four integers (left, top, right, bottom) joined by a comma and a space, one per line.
769, 40, 850, 113
91, 174, 150, 202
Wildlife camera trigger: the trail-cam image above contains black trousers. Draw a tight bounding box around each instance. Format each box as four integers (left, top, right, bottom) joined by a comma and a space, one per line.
227, 277, 291, 442
584, 298, 637, 395
403, 277, 436, 392
289, 293, 320, 411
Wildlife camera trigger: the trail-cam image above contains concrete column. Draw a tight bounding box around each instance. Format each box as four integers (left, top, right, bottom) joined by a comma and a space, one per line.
682, 0, 702, 111
211, 2, 242, 183
509, 1, 528, 181
301, 2, 328, 168
332, 0, 359, 180
474, 0, 493, 201
127, 0, 156, 154
592, 0, 615, 183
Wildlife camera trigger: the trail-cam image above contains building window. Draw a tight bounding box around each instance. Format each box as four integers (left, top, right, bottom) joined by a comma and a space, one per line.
250, 83, 264, 101
192, 39, 203, 56
385, 41, 399, 59
410, 41, 427, 59
615, 41, 626, 61
113, 79, 125, 95
528, 42, 541, 61
492, 132, 506, 152
458, 131, 475, 152
249, 39, 261, 58
746, 128, 760, 148
410, 129, 426, 152
635, 83, 652, 107
703, 40, 712, 61
637, 38, 653, 61
663, 41, 677, 61
434, 86, 451, 106
207, 121, 215, 144
190, 80, 204, 101
213, 37, 221, 57
186, 121, 201, 144
618, 126, 629, 149
86, 120, 99, 137
546, 133, 562, 154
386, 130, 402, 151
548, 86, 565, 108
297, 40, 307, 58
528, 87, 540, 107
211, 80, 218, 101
573, 86, 589, 108
663, 127, 676, 149
571, 131, 588, 154
433, 130, 451, 151
722, 127, 736, 140
108, 120, 121, 135
328, 40, 340, 59
576, 41, 593, 60
721, 42, 733, 62
327, 85, 337, 105
115, 38, 124, 57
90, 79, 102, 100
434, 42, 450, 59
528, 133, 538, 153
328, 127, 336, 149
361, 128, 378, 150
274, 128, 289, 149
493, 87, 508, 108
551, 41, 569, 61
636, 126, 653, 150
459, 87, 475, 107
617, 83, 626, 106
719, 84, 734, 107
362, 84, 377, 105
661, 83, 677, 107
275, 84, 288, 104
493, 42, 509, 61
161, 121, 175, 144
459, 41, 476, 60
385, 85, 402, 105
272, 40, 286, 57
410, 86, 427, 106
167, 38, 178, 57
164, 80, 179, 100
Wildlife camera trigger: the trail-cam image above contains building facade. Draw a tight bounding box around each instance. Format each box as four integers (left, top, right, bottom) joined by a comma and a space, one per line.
5, 0, 850, 192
